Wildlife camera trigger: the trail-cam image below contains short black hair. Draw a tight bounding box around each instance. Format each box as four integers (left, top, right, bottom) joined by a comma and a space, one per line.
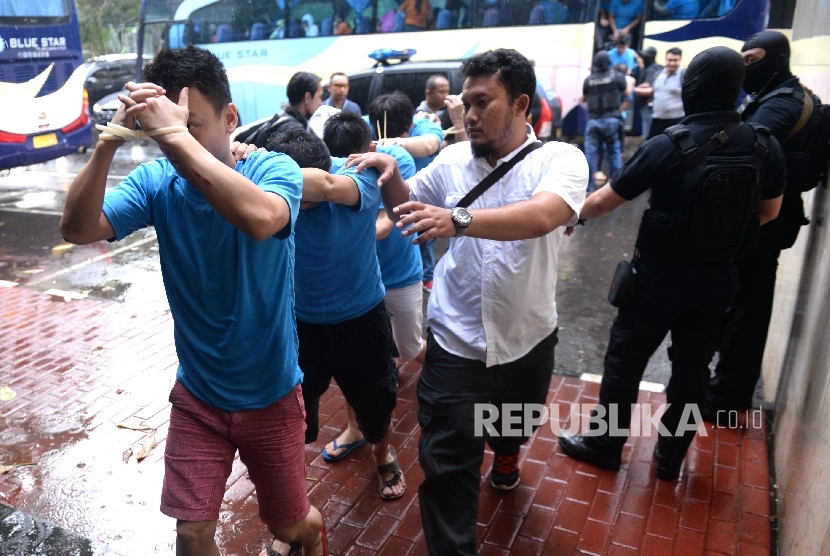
460, 49, 536, 116
286, 71, 321, 106
266, 129, 331, 171
323, 111, 372, 157
616, 33, 631, 46
142, 45, 231, 116
368, 91, 413, 139
425, 74, 448, 91
667, 47, 683, 57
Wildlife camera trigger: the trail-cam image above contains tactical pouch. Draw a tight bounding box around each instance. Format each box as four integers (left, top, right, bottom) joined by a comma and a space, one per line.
608, 259, 638, 308
634, 208, 676, 258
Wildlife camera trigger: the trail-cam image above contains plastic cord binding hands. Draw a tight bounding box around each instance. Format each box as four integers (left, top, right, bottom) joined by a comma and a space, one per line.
96, 122, 188, 141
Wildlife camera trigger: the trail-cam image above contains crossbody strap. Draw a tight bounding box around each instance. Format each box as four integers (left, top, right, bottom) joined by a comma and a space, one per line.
679, 121, 741, 171
455, 141, 543, 208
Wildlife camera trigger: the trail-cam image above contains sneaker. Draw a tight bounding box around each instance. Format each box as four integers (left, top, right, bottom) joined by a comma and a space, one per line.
422, 280, 433, 292
490, 453, 520, 490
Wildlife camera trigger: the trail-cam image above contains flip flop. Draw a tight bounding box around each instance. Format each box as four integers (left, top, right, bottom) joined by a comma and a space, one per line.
377, 445, 405, 501
321, 436, 367, 463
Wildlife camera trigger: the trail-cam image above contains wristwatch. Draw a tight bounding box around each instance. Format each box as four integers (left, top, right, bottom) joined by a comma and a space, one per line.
451, 207, 473, 237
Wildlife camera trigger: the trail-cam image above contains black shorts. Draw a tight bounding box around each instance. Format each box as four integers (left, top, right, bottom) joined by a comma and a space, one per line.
298, 301, 398, 444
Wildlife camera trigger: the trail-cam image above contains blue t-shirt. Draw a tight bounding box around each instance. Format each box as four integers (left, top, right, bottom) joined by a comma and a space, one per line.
375, 144, 422, 290
410, 117, 444, 171
664, 0, 699, 18
294, 158, 385, 324
608, 0, 643, 28
102, 151, 303, 411
608, 47, 638, 72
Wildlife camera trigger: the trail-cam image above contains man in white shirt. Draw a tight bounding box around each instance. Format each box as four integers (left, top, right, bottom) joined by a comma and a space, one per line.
647, 47, 685, 139
350, 48, 587, 556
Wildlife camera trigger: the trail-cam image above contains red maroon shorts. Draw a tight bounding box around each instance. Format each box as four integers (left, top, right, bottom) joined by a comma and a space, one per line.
160, 381, 310, 529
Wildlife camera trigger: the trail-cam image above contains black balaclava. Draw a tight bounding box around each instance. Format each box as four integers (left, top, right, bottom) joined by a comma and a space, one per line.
641, 47, 657, 68
681, 46, 746, 115
741, 30, 794, 95
592, 51, 611, 73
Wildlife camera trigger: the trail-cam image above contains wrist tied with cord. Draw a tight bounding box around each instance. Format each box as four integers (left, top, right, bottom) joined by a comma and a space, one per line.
96, 122, 188, 141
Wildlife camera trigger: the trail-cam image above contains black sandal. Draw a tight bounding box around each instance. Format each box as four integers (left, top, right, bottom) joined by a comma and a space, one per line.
265, 539, 301, 556
377, 445, 406, 501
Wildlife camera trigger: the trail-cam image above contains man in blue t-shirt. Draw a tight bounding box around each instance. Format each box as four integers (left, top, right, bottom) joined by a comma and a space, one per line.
60, 46, 326, 556
370, 91, 444, 291
608, 33, 644, 75
608, 0, 644, 47
263, 129, 406, 504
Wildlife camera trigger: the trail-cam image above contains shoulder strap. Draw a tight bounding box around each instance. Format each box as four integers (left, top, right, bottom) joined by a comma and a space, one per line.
455, 142, 543, 208
757, 86, 803, 105
787, 90, 814, 139
668, 121, 741, 171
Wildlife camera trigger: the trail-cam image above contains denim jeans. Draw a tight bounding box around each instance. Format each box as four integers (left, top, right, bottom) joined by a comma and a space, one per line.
585, 116, 622, 192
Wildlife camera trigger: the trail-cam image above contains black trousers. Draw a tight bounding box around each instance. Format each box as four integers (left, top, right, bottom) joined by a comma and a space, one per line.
417, 328, 558, 556
298, 301, 398, 445
707, 254, 780, 411
648, 117, 684, 139
588, 257, 738, 460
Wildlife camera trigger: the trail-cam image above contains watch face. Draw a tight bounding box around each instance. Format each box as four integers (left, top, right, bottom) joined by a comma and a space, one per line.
454, 207, 472, 227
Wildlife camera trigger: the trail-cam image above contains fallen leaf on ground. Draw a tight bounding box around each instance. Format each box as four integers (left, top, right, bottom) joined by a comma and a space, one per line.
51, 243, 74, 255
0, 385, 15, 402
136, 432, 156, 462
116, 422, 154, 431
18, 268, 44, 275
122, 448, 133, 463
0, 462, 37, 475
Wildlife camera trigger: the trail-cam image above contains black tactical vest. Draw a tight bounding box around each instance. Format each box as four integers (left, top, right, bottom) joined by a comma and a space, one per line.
635, 122, 771, 264
585, 71, 623, 119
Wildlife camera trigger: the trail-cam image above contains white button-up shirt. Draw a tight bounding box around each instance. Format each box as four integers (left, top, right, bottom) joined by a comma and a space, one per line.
409, 126, 588, 367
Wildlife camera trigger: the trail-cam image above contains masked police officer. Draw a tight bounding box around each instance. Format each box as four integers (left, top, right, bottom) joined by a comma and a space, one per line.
559, 47, 786, 480
706, 31, 816, 418
583, 50, 629, 192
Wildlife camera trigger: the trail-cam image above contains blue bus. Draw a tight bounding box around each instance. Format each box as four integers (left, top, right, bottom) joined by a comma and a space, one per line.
137, 0, 769, 136
0, 0, 92, 170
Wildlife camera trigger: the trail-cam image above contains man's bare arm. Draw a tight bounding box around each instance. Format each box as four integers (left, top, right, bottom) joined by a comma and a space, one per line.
376, 210, 394, 240
578, 184, 628, 220
758, 195, 782, 225
394, 191, 575, 243
301, 169, 361, 206
345, 152, 408, 219
60, 83, 163, 244
137, 88, 291, 240
377, 134, 439, 159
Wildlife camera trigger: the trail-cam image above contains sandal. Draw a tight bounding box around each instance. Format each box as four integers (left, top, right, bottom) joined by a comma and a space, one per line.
265, 523, 327, 556
376, 445, 406, 501
265, 539, 300, 556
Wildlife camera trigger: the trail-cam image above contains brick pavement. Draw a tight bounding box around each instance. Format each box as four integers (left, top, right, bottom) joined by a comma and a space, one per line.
0, 284, 773, 555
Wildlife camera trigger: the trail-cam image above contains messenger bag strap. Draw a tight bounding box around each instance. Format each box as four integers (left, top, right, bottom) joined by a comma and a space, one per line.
455, 141, 543, 208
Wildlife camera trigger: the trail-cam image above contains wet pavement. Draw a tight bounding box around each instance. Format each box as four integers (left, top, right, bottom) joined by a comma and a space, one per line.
0, 282, 773, 555
0, 139, 773, 554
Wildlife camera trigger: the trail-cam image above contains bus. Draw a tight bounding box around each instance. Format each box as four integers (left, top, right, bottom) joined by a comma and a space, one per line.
0, 0, 92, 170
137, 0, 770, 136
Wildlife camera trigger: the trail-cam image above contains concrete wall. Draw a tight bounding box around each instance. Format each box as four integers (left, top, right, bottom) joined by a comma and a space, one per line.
766, 0, 830, 552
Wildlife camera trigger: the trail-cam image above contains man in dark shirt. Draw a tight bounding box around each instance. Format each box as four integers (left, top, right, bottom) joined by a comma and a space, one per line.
633, 46, 663, 138
583, 50, 628, 192
559, 46, 786, 481
706, 31, 813, 417
235, 71, 322, 146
